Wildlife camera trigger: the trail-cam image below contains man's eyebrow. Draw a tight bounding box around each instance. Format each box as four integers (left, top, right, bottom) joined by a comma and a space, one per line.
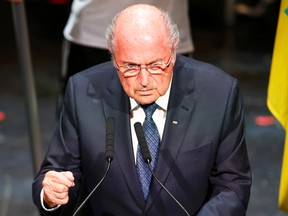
121, 58, 164, 65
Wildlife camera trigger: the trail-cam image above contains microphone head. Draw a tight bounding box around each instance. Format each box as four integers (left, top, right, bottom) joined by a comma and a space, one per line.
105, 117, 115, 161
134, 122, 151, 163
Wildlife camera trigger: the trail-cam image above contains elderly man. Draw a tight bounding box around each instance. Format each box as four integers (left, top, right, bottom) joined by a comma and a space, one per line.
32, 4, 251, 216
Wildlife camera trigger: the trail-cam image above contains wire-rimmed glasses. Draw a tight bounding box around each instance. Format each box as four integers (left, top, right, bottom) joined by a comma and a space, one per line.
114, 52, 173, 77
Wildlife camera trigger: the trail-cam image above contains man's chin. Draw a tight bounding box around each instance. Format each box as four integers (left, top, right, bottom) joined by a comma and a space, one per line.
135, 95, 158, 105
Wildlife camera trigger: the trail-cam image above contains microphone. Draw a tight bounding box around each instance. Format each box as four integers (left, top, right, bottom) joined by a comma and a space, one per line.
134, 122, 190, 216
105, 117, 115, 162
134, 122, 151, 162
72, 117, 115, 216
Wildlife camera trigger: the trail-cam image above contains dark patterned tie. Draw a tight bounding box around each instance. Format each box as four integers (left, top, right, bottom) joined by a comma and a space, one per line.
136, 103, 160, 200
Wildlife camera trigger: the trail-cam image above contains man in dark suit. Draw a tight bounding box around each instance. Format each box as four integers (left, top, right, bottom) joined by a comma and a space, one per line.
32, 4, 251, 216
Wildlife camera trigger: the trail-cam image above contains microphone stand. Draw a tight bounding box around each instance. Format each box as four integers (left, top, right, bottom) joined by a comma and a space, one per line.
72, 159, 112, 216
147, 160, 190, 216
134, 122, 190, 216
73, 117, 115, 216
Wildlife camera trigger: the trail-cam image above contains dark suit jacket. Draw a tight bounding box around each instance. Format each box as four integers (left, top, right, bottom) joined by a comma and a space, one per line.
32, 55, 251, 216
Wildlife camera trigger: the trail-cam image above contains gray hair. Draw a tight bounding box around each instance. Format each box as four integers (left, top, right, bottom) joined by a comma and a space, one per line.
105, 7, 180, 56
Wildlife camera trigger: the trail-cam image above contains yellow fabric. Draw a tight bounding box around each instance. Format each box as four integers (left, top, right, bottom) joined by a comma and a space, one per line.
267, 0, 288, 211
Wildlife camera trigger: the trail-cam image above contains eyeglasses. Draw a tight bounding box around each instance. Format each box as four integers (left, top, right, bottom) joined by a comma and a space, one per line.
114, 53, 173, 77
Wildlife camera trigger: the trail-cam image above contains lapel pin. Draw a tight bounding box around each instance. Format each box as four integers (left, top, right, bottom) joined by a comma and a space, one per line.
172, 120, 178, 125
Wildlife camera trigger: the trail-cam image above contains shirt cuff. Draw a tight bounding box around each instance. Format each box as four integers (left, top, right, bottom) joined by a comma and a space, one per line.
40, 188, 61, 211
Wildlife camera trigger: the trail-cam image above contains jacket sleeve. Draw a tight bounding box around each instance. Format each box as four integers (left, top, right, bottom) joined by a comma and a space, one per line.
32, 77, 82, 216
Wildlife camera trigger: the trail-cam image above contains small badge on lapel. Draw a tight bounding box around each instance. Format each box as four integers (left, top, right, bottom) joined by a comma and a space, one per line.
172, 120, 178, 125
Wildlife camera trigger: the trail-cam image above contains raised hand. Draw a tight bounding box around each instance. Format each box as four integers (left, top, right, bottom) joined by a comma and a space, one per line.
42, 171, 75, 208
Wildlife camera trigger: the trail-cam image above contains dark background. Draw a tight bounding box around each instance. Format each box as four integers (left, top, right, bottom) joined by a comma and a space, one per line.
0, 0, 286, 215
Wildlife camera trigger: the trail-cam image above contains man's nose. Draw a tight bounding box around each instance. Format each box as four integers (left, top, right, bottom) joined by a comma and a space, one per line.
138, 67, 150, 86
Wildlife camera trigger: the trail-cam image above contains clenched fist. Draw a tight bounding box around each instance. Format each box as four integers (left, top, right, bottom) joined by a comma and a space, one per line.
42, 171, 75, 208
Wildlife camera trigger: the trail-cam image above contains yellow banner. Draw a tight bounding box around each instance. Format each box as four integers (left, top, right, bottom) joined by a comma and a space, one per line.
267, 0, 288, 211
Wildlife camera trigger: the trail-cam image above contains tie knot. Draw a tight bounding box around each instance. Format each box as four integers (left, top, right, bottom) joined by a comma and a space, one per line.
142, 103, 158, 119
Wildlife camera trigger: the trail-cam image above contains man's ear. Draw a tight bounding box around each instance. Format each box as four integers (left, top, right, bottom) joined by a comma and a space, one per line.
171, 39, 179, 63
174, 38, 180, 50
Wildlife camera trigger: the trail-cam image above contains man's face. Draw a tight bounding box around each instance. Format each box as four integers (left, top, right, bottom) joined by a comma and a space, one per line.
113, 35, 175, 105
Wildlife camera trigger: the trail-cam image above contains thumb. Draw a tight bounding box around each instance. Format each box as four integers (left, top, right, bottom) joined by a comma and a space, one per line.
62, 171, 75, 187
